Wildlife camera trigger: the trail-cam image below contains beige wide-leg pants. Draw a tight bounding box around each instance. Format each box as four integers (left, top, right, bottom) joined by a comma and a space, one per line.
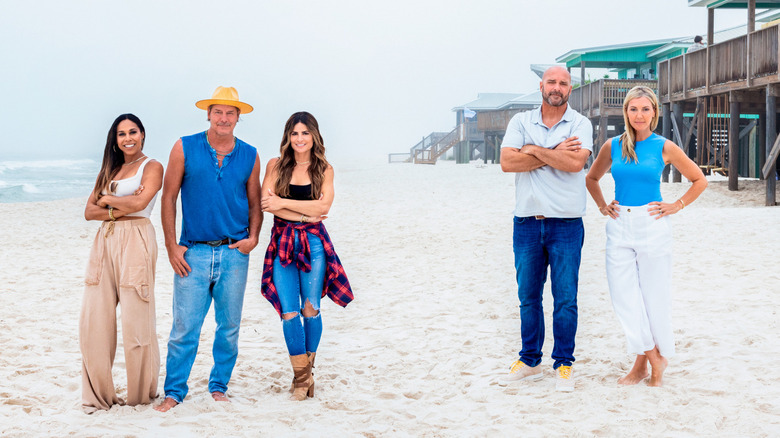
80, 218, 160, 413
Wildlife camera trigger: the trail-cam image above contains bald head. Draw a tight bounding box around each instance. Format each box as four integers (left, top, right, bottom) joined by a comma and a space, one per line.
542, 66, 571, 83
540, 66, 572, 108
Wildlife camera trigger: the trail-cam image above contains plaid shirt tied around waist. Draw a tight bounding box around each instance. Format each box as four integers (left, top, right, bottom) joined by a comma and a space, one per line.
261, 217, 354, 316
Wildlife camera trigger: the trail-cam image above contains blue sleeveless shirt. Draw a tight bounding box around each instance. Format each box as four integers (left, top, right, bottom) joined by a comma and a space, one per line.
179, 131, 257, 246
610, 133, 665, 206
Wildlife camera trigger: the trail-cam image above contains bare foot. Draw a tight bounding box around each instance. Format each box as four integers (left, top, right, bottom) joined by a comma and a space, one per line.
153, 397, 178, 412
618, 370, 650, 385
618, 354, 649, 385
648, 356, 668, 387
211, 391, 230, 402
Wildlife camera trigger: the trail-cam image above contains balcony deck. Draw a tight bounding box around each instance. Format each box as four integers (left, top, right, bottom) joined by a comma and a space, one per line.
658, 23, 780, 103
569, 79, 658, 119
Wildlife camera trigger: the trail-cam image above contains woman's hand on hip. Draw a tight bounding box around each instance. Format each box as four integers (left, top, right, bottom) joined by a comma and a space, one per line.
599, 200, 620, 219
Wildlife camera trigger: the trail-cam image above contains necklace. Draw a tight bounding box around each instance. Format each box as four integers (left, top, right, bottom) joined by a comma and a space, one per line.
296, 160, 310, 165
123, 155, 146, 166
206, 131, 236, 157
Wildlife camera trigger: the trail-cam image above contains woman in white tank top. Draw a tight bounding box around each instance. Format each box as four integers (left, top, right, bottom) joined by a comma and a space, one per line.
80, 114, 164, 413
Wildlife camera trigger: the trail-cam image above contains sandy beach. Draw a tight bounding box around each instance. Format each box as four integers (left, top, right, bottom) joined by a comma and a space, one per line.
1, 160, 779, 437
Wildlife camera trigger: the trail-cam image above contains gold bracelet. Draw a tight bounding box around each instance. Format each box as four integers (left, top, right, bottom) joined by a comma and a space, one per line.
678, 199, 686, 209
108, 206, 116, 221
300, 214, 306, 223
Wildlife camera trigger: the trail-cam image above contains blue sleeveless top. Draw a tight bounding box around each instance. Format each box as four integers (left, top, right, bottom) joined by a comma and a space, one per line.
179, 131, 257, 246
610, 133, 665, 206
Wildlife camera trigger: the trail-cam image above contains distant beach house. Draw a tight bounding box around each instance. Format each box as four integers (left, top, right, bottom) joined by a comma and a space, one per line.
389, 91, 541, 165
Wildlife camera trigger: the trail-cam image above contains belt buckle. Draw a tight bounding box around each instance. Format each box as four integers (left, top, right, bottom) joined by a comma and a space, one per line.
534, 215, 546, 220
204, 239, 224, 247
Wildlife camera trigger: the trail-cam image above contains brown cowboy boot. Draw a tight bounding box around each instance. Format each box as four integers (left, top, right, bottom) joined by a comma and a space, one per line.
289, 354, 314, 401
289, 352, 316, 393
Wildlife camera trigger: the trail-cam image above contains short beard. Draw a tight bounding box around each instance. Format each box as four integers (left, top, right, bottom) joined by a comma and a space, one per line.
543, 91, 569, 107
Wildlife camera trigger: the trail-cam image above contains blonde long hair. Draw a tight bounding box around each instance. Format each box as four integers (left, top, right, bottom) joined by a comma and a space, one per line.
274, 112, 329, 199
620, 86, 660, 163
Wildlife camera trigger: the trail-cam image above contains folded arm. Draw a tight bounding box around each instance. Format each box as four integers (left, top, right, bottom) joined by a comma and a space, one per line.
95, 161, 164, 213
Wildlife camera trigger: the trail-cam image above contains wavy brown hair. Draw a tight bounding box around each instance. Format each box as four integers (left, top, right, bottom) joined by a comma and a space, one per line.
620, 86, 659, 163
274, 112, 329, 199
91, 114, 145, 200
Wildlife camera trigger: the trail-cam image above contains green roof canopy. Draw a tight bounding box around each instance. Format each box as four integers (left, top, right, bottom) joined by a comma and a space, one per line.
688, 0, 780, 8
555, 38, 678, 69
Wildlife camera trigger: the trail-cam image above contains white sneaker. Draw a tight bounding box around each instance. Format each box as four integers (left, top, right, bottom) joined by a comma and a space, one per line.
555, 365, 574, 392
498, 360, 542, 386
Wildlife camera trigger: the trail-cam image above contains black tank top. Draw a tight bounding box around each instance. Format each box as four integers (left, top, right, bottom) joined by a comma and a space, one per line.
285, 184, 312, 200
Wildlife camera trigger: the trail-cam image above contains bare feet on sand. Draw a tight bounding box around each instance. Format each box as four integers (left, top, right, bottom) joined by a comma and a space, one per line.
211, 391, 230, 402
648, 356, 668, 387
618, 354, 649, 385
645, 347, 668, 387
153, 397, 178, 412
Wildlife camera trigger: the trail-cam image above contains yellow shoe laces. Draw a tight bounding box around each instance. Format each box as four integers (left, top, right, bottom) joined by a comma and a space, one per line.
509, 360, 526, 373
558, 366, 572, 379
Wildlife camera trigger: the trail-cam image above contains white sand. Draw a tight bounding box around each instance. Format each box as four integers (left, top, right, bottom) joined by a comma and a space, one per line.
1, 161, 779, 436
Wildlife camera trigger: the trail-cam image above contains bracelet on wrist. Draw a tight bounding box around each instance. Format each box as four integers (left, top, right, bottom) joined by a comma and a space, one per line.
678, 199, 686, 209
108, 206, 116, 221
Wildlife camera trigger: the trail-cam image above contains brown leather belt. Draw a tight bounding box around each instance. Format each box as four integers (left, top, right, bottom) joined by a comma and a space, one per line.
194, 238, 236, 247
534, 215, 546, 220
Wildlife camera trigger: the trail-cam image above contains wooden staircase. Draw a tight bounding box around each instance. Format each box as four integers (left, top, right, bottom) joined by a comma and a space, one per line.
413, 125, 462, 164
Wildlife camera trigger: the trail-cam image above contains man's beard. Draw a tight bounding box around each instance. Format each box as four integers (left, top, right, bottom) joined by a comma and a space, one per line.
543, 90, 569, 107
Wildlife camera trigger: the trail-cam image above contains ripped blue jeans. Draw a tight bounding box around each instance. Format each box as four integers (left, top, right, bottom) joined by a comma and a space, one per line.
273, 231, 326, 355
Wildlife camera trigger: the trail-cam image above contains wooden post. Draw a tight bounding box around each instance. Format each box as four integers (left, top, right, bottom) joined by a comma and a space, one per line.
662, 103, 672, 182
673, 103, 684, 182
697, 98, 706, 166
729, 96, 740, 191
747, 0, 755, 87
759, 106, 767, 179
597, 116, 608, 158
767, 89, 777, 205
706, 8, 714, 94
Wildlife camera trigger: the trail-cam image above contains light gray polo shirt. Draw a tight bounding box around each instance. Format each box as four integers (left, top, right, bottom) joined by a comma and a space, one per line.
501, 105, 593, 218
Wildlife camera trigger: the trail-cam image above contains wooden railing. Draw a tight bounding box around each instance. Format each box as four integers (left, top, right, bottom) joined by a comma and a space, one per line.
570, 79, 658, 116
477, 109, 522, 132
711, 34, 747, 84
414, 125, 461, 164
752, 24, 780, 77
669, 56, 685, 95
658, 23, 779, 102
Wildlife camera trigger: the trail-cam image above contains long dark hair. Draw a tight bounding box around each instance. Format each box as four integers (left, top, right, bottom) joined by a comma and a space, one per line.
274, 112, 329, 199
91, 113, 146, 200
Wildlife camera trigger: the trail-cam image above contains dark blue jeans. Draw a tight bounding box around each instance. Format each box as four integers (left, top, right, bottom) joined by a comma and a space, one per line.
513, 216, 583, 370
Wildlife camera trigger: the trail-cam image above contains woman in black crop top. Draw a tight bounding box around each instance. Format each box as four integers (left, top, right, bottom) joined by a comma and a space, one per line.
260, 112, 347, 401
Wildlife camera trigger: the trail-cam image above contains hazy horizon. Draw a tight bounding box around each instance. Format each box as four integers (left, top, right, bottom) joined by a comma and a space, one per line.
1, 1, 750, 164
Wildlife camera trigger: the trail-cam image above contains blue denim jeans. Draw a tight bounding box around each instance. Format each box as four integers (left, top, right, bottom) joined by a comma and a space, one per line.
513, 216, 583, 369
273, 231, 325, 356
162, 244, 249, 403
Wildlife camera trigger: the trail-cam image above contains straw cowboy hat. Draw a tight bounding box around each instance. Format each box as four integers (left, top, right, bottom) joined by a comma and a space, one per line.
195, 86, 254, 114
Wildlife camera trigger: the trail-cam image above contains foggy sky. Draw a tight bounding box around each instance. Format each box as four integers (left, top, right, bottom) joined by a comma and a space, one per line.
0, 0, 748, 165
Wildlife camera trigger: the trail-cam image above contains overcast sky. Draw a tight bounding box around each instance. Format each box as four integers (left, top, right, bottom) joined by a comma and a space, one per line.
0, 0, 749, 165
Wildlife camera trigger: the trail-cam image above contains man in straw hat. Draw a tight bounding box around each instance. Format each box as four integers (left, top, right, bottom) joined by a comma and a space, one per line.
155, 86, 262, 411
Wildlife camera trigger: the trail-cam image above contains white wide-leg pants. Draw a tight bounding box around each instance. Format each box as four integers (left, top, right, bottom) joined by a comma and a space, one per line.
605, 205, 675, 358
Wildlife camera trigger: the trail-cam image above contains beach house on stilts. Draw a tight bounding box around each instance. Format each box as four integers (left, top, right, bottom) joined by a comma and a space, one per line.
657, 1, 780, 205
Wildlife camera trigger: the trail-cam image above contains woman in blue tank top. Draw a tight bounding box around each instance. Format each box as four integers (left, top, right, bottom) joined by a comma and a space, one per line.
586, 86, 707, 387
260, 112, 353, 401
